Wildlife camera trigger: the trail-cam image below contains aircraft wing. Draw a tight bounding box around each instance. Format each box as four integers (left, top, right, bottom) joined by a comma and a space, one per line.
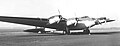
0, 16, 49, 27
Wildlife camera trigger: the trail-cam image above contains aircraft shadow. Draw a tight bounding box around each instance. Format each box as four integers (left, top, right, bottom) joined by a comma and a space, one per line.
90, 32, 120, 35
14, 31, 120, 37
71, 31, 120, 35
15, 34, 64, 37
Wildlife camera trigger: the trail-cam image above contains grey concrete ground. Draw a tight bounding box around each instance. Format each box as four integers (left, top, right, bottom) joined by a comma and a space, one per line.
0, 29, 120, 46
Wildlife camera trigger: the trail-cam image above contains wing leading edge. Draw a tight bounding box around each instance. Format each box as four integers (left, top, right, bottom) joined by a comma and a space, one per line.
0, 16, 49, 27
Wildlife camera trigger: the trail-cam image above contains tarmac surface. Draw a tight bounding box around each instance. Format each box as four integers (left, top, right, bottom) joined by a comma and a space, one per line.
0, 29, 120, 46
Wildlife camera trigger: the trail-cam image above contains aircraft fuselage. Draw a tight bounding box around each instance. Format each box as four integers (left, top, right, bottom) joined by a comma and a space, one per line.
39, 20, 87, 30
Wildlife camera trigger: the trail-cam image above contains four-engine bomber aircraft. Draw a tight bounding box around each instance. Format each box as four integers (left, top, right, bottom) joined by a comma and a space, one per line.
0, 15, 115, 35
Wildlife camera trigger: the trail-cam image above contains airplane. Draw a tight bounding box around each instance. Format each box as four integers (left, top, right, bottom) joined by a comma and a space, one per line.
0, 15, 115, 35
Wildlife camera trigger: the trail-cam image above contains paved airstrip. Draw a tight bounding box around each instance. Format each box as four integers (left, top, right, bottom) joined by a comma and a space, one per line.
0, 29, 120, 46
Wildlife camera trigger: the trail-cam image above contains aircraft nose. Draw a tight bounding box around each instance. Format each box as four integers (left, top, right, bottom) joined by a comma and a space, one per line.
106, 19, 115, 22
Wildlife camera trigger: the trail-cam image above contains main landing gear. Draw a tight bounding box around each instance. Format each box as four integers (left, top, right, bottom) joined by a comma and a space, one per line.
35, 26, 46, 34
63, 27, 71, 35
63, 27, 90, 35
83, 28, 90, 35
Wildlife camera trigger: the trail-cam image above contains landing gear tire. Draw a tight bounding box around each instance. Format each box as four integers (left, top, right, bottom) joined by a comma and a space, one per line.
40, 31, 46, 34
83, 28, 90, 35
37, 27, 46, 34
63, 27, 70, 35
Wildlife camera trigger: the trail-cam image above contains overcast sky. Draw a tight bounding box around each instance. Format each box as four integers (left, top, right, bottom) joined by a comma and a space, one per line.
0, 0, 119, 29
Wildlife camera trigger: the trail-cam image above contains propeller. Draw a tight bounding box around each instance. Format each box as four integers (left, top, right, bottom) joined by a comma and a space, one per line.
58, 9, 61, 15
56, 9, 62, 23
73, 12, 79, 26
